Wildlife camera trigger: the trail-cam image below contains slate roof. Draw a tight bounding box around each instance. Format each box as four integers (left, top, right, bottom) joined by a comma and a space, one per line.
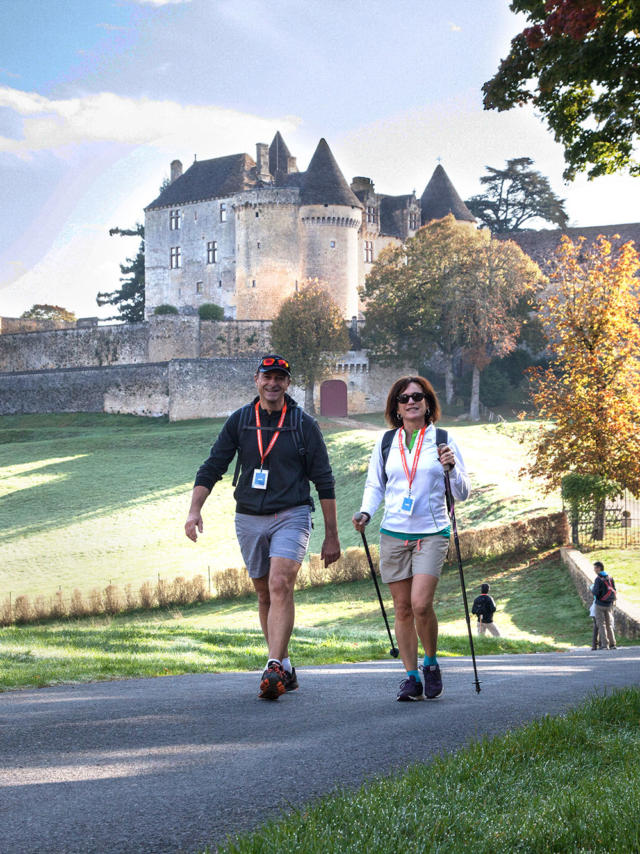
300, 139, 363, 208
269, 131, 293, 179
420, 164, 475, 224
379, 194, 415, 237
145, 153, 257, 210
499, 223, 640, 268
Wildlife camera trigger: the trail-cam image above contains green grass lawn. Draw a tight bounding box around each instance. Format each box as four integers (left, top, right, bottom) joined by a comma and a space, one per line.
210, 687, 640, 854
0, 549, 616, 692
0, 412, 561, 601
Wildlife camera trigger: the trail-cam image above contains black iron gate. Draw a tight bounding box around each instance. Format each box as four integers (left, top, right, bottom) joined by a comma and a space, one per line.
566, 491, 640, 550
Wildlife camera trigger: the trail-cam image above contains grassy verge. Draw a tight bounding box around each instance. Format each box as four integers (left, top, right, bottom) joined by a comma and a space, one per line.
0, 550, 616, 692
210, 687, 640, 854
0, 412, 561, 601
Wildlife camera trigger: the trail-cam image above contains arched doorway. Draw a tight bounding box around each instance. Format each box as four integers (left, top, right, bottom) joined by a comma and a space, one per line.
320, 379, 348, 417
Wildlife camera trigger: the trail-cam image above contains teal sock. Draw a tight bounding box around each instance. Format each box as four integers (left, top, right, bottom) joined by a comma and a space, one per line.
423, 655, 438, 667
407, 669, 421, 682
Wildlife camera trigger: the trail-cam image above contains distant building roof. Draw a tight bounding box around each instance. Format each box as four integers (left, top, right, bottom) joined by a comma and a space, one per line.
420, 164, 475, 224
300, 139, 363, 208
379, 194, 415, 238
269, 131, 293, 179
145, 153, 257, 210
500, 223, 640, 267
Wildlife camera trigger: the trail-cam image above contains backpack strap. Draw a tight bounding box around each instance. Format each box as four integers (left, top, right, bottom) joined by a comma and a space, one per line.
232, 403, 255, 487
380, 429, 396, 485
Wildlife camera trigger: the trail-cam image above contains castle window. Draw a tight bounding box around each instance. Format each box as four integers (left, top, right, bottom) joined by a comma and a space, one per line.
364, 241, 374, 263
218, 279, 222, 288
366, 206, 377, 224
169, 209, 181, 230
330, 240, 336, 248
409, 212, 419, 230
207, 241, 218, 264
257, 241, 261, 249
252, 280, 256, 288
170, 246, 181, 268
255, 211, 260, 218
220, 203, 227, 222
196, 281, 203, 294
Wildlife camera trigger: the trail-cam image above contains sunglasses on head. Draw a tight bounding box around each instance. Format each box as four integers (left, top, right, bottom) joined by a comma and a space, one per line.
397, 392, 426, 404
261, 357, 289, 369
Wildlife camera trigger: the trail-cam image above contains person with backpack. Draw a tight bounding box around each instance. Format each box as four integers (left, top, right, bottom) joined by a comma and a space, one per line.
184, 355, 341, 699
592, 560, 617, 649
471, 583, 500, 636
352, 375, 470, 702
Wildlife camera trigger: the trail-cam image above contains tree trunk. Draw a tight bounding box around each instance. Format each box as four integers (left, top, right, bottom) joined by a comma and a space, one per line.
592, 498, 606, 541
304, 382, 316, 414
444, 356, 455, 405
469, 365, 481, 421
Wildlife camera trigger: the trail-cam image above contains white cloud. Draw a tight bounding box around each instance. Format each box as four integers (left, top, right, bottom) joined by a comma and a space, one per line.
0, 86, 300, 157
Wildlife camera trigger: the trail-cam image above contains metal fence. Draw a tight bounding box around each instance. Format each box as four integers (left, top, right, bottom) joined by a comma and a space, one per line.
565, 491, 640, 550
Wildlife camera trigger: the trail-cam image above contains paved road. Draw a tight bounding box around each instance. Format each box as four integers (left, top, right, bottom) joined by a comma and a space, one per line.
1, 648, 639, 854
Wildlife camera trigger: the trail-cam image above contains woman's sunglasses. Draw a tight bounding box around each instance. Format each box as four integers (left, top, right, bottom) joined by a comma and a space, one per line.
397, 392, 426, 404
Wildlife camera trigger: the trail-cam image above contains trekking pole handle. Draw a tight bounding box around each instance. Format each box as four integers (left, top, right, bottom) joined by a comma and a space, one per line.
438, 443, 453, 473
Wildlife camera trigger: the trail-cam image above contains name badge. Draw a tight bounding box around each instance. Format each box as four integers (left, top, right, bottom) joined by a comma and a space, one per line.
252, 469, 268, 489
400, 495, 414, 515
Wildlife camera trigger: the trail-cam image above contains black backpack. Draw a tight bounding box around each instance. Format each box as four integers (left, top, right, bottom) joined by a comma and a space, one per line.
231, 402, 307, 487
598, 575, 617, 604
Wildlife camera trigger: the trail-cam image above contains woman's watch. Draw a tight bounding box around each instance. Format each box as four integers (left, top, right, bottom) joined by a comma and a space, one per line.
360, 512, 371, 524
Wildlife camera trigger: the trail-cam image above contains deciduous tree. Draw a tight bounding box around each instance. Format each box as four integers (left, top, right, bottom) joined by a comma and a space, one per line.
20, 304, 76, 323
483, 1, 640, 180
465, 157, 568, 232
270, 279, 349, 414
96, 224, 145, 323
361, 216, 542, 418
523, 235, 640, 513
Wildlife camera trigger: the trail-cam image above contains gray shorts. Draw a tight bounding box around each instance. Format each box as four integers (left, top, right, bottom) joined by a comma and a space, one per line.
379, 533, 450, 583
234, 506, 312, 579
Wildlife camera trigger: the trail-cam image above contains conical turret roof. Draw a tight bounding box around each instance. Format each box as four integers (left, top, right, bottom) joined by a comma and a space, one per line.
269, 131, 293, 176
300, 139, 362, 208
420, 164, 475, 223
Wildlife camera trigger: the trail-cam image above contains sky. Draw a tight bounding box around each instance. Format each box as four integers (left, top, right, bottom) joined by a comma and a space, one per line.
1, 0, 637, 319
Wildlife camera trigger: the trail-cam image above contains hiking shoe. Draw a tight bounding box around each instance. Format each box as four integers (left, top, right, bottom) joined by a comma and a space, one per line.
258, 662, 286, 700
420, 664, 443, 700
283, 667, 299, 692
396, 675, 424, 702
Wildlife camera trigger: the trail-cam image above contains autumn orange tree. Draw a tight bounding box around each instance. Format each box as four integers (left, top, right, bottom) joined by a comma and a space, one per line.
270, 279, 349, 414
524, 235, 640, 515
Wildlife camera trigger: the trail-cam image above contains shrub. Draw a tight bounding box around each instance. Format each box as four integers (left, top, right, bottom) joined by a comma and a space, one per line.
124, 583, 138, 610
198, 302, 224, 321
153, 304, 179, 316
50, 590, 67, 619
89, 588, 104, 614
33, 595, 49, 620
190, 574, 208, 603
104, 584, 124, 615
215, 567, 254, 599
0, 597, 12, 626
69, 589, 88, 618
156, 578, 172, 608
139, 581, 155, 609
14, 595, 34, 624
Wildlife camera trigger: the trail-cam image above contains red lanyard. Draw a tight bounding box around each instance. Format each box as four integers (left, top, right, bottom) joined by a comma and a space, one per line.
397, 425, 426, 493
255, 401, 287, 468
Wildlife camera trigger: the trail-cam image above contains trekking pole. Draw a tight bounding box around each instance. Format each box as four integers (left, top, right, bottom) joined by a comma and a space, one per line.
355, 516, 399, 658
439, 446, 482, 694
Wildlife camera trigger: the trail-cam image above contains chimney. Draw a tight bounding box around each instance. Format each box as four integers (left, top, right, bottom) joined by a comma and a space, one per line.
170, 159, 183, 183
256, 143, 271, 182
287, 156, 298, 174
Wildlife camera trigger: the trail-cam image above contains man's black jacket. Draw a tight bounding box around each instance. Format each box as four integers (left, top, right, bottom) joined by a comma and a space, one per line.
194, 394, 335, 515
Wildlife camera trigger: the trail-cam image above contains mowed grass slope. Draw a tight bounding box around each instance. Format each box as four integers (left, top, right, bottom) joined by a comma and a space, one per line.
0, 413, 559, 599
0, 550, 608, 692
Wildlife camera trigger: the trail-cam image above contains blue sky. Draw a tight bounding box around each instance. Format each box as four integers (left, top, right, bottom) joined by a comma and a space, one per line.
1, 0, 637, 318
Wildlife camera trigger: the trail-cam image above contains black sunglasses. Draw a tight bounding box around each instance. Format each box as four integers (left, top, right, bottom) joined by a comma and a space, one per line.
397, 392, 426, 404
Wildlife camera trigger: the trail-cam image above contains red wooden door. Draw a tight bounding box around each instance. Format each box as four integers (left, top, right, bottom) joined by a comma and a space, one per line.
320, 380, 348, 416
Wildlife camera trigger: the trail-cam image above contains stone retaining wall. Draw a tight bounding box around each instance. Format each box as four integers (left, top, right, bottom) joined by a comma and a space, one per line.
560, 547, 640, 639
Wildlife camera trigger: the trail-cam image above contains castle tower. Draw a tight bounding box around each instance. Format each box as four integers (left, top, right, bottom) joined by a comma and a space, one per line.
420, 164, 476, 225
299, 139, 363, 318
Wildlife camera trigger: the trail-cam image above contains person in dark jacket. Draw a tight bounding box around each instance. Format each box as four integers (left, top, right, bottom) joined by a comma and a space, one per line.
592, 561, 617, 649
471, 583, 500, 636
185, 355, 341, 699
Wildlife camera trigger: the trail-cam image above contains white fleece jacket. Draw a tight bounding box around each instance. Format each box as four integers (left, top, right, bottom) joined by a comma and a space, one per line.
359, 424, 470, 534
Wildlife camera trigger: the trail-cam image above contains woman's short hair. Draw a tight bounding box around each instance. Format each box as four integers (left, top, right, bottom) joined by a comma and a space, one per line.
384, 375, 441, 428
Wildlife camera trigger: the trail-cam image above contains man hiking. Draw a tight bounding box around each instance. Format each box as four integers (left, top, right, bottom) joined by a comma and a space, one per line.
185, 355, 341, 699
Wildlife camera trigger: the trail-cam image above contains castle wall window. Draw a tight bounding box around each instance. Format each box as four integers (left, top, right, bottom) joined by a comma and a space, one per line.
218, 279, 222, 288
251, 280, 256, 288
330, 240, 336, 248
196, 281, 203, 294
169, 209, 181, 230
170, 246, 181, 268
409, 212, 419, 230
366, 206, 377, 224
364, 241, 374, 263
207, 241, 218, 264
220, 203, 227, 222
